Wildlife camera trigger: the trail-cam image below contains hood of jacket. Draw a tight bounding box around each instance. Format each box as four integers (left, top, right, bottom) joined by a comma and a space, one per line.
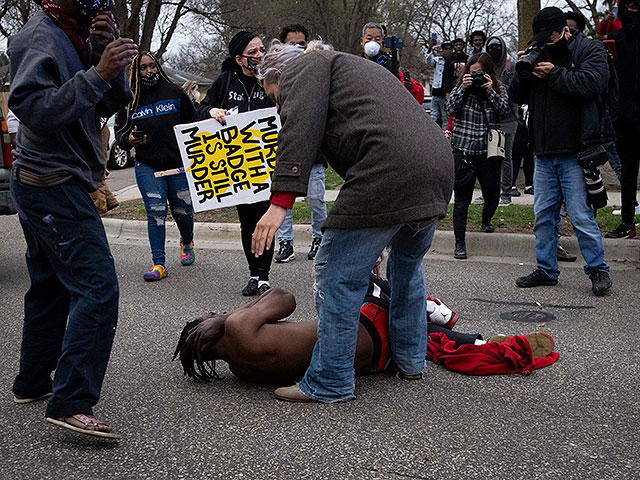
486, 35, 507, 75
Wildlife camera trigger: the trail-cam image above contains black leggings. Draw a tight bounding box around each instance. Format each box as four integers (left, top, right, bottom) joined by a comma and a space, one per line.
615, 120, 640, 225
453, 148, 501, 239
236, 201, 274, 280
511, 123, 534, 186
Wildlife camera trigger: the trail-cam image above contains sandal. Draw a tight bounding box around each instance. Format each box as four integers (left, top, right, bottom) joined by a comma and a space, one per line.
13, 390, 52, 404
46, 413, 121, 439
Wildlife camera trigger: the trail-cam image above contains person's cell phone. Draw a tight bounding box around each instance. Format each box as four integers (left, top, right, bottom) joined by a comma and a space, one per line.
603, 40, 616, 61
431, 32, 438, 41
403, 71, 411, 81
131, 130, 146, 138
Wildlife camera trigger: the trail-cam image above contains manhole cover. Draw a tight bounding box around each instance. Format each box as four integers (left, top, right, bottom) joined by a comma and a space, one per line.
500, 310, 556, 323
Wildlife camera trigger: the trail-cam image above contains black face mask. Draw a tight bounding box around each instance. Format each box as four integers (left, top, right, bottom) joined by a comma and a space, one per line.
623, 10, 640, 34
546, 33, 568, 54
488, 47, 501, 63
140, 72, 160, 89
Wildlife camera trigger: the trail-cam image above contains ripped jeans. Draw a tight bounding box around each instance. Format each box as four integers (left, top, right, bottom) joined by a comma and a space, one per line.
298, 217, 439, 402
135, 161, 194, 266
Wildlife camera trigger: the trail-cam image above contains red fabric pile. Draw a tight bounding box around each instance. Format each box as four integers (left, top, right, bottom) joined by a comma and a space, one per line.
427, 332, 559, 375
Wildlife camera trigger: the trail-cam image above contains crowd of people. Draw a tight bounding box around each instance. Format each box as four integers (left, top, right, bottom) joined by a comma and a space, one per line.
5, 0, 635, 438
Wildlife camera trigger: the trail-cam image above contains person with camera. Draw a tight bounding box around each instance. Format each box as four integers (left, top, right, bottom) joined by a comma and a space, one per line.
510, 6, 612, 296
446, 53, 510, 260
605, 0, 640, 239
360, 22, 424, 103
115, 52, 196, 282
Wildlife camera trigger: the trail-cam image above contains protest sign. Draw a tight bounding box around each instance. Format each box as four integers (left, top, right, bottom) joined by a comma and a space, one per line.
174, 107, 280, 212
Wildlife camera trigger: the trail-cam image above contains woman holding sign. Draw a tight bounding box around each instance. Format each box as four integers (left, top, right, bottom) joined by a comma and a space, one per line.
115, 52, 197, 282
198, 31, 276, 297
251, 42, 454, 403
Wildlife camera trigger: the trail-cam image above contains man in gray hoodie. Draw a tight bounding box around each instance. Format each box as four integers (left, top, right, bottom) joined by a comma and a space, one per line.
8, 0, 137, 438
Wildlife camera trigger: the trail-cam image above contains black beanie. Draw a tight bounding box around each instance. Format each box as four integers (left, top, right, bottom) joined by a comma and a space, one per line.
229, 31, 258, 58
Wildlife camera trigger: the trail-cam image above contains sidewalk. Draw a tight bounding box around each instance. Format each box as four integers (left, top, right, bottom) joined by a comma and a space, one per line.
108, 185, 639, 263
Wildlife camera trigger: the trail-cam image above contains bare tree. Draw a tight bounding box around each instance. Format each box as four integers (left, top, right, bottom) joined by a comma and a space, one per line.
0, 0, 38, 38
553, 0, 617, 36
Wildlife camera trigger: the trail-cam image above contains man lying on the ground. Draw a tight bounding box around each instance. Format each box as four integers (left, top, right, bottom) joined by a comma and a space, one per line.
174, 278, 558, 389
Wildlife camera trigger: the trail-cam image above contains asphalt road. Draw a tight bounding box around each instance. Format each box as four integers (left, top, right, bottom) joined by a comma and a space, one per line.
0, 213, 639, 480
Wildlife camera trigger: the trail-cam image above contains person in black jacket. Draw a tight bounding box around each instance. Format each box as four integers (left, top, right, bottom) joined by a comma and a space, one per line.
605, 0, 640, 239
510, 7, 612, 296
116, 52, 196, 282
197, 31, 276, 296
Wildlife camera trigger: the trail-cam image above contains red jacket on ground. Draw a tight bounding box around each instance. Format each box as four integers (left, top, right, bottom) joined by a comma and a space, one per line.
427, 332, 559, 375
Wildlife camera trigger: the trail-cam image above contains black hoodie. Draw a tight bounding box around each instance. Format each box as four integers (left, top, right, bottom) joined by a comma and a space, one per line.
609, 0, 640, 122
116, 80, 196, 171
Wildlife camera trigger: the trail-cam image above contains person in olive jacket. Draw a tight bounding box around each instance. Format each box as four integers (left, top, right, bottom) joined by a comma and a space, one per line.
252, 42, 454, 404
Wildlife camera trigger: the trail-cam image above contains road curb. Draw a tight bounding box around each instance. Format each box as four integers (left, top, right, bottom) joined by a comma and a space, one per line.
102, 218, 639, 263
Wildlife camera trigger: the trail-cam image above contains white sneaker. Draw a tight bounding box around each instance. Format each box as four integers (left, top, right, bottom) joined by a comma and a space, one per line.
612, 205, 640, 215
499, 198, 512, 207
472, 195, 484, 205
427, 297, 459, 329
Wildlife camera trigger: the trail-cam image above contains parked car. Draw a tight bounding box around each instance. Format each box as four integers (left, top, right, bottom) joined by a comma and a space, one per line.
107, 115, 134, 170
0, 106, 16, 215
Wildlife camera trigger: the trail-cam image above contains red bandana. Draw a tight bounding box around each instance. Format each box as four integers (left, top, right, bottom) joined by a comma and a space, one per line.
41, 0, 91, 68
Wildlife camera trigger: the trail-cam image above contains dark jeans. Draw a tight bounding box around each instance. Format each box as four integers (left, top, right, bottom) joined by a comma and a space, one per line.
236, 200, 274, 280
614, 120, 640, 225
10, 177, 118, 419
511, 122, 534, 187
453, 148, 501, 240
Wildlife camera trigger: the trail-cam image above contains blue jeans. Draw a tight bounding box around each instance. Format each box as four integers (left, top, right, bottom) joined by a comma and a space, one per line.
278, 162, 327, 242
10, 177, 118, 419
430, 95, 447, 129
135, 161, 194, 266
500, 120, 518, 201
533, 155, 609, 279
298, 217, 438, 402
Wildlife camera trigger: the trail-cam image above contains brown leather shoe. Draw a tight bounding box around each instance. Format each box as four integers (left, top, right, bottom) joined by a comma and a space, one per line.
274, 384, 315, 403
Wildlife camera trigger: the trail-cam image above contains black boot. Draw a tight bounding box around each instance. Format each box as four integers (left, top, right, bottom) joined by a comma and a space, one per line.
454, 237, 467, 259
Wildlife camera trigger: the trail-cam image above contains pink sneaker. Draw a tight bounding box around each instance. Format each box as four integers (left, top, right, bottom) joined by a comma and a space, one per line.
143, 264, 167, 282
180, 239, 195, 266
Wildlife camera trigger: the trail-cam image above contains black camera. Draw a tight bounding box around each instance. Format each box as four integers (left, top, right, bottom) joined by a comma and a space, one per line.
516, 43, 544, 76
471, 70, 488, 89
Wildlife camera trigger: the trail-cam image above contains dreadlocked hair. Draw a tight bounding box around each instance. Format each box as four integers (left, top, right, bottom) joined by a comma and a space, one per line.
115, 51, 173, 140
173, 312, 226, 382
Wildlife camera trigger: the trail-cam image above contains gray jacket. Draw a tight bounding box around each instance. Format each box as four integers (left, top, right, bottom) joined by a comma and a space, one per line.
8, 12, 132, 191
272, 50, 453, 229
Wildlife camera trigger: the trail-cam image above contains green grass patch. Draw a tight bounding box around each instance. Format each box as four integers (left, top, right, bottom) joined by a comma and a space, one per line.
324, 166, 343, 190
105, 200, 634, 235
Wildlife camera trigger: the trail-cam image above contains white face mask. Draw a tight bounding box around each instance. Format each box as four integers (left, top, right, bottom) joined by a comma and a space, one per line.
364, 41, 381, 57
193, 90, 200, 101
